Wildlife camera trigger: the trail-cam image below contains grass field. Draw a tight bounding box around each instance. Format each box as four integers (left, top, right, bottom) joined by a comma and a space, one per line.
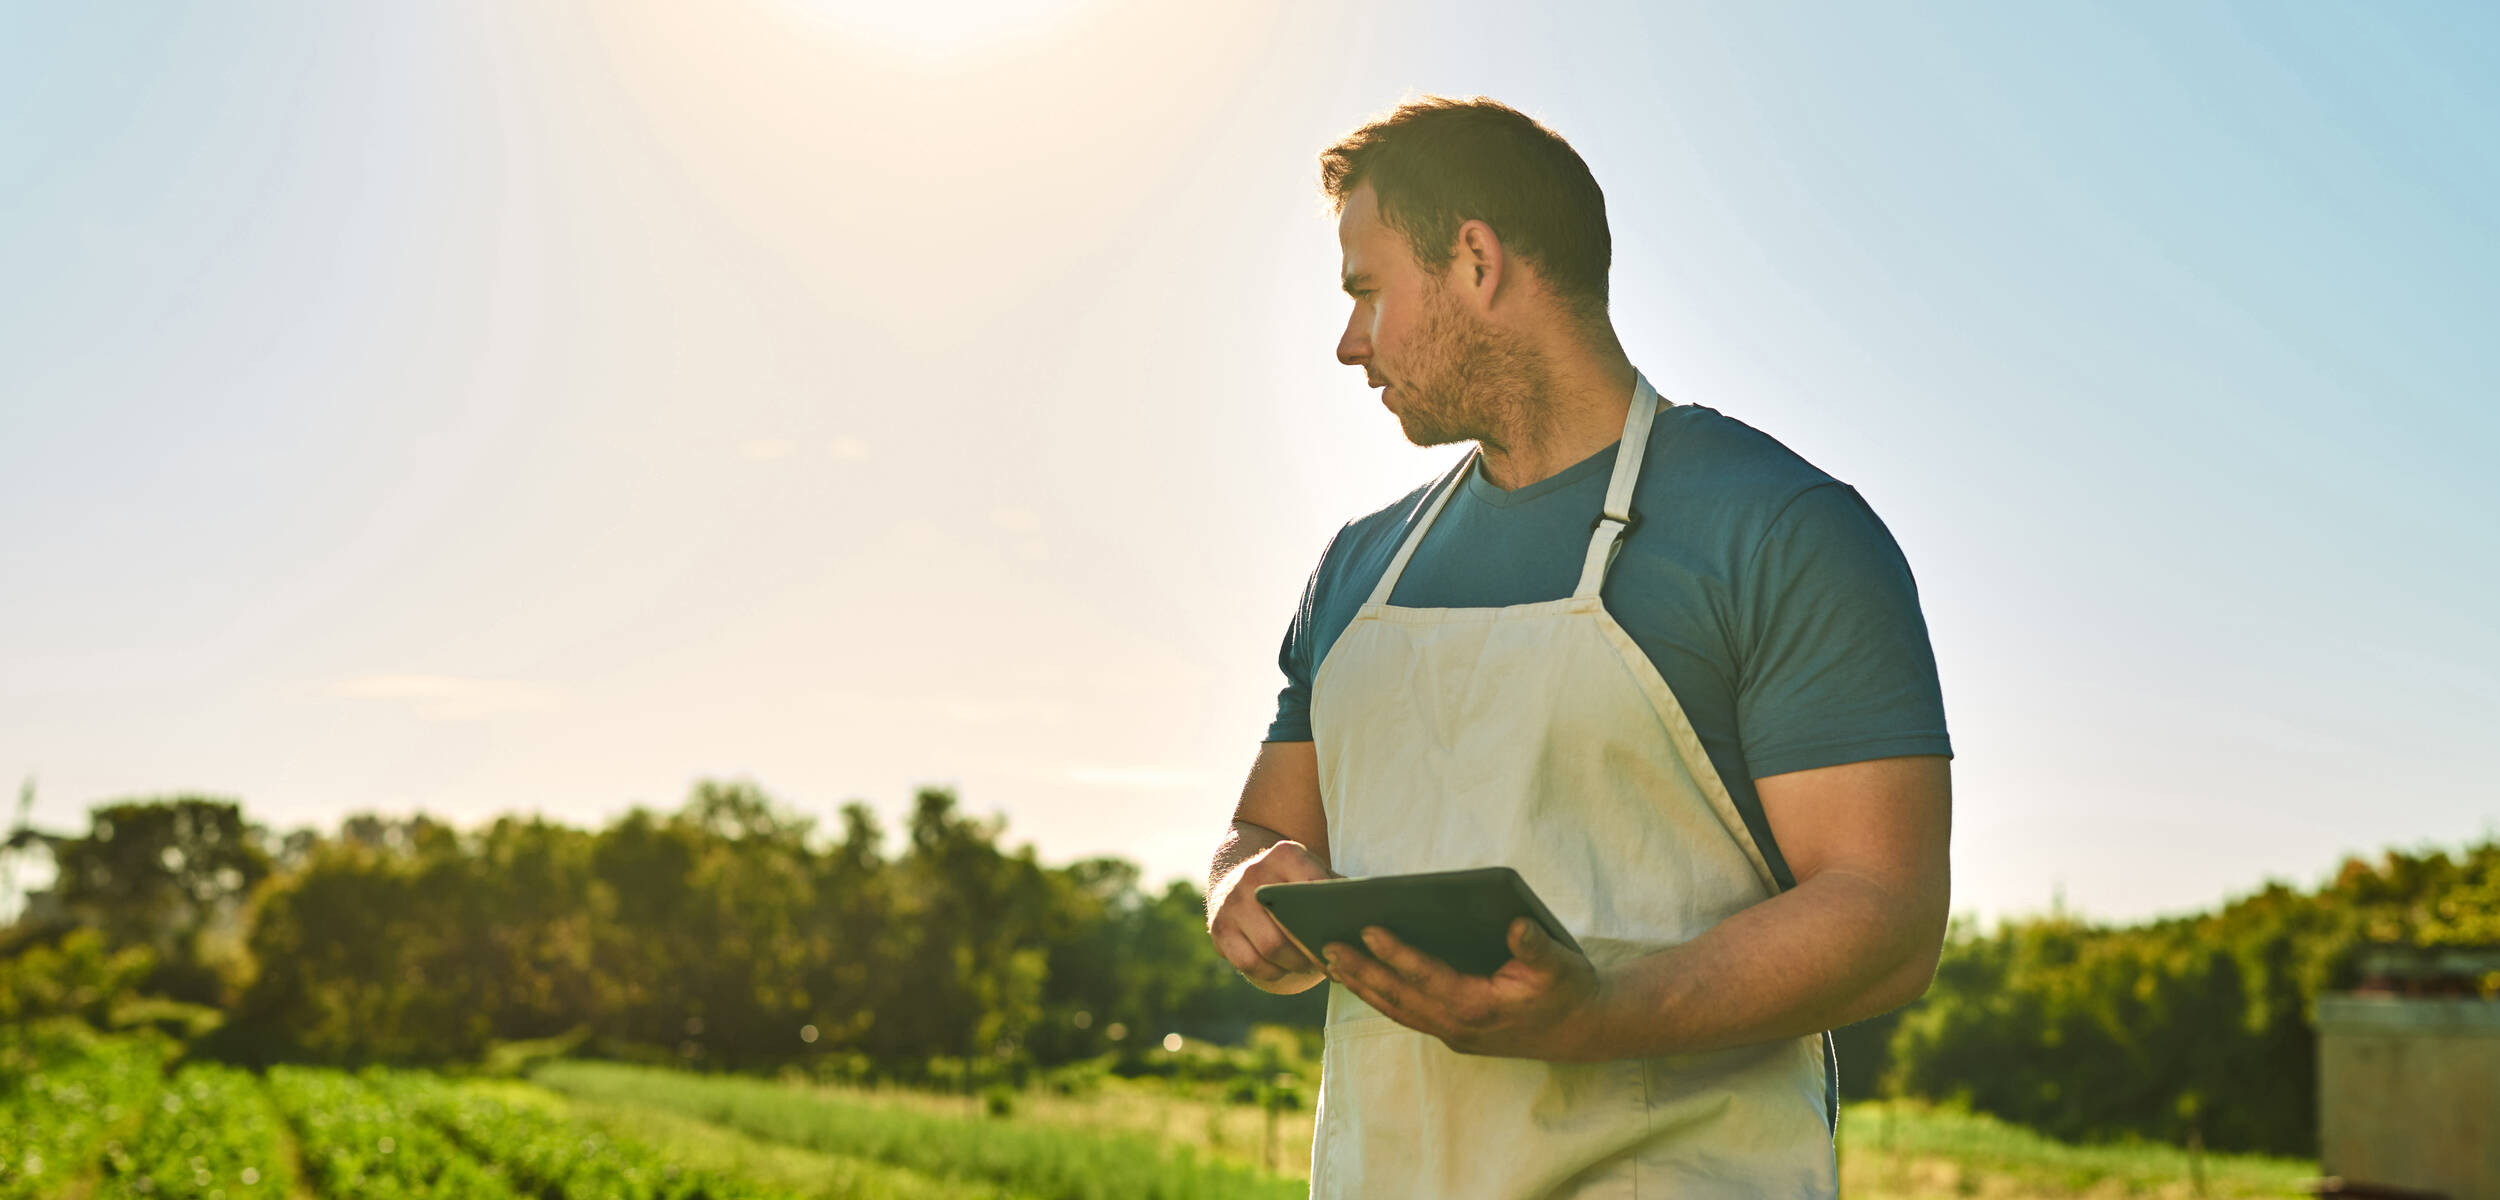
1, 1024, 2319, 1198
1837, 1100, 2313, 1199
534, 1060, 2316, 1199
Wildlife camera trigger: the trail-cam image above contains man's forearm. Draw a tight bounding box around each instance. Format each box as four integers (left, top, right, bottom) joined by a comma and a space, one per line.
1567, 870, 1942, 1061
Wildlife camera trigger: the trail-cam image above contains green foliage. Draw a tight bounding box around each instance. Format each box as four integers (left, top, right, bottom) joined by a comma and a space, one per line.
108, 994, 226, 1041
0, 927, 155, 1023
94, 1062, 292, 1199
535, 1059, 1304, 1200
0, 1022, 170, 1199
1097, 1023, 1318, 1111
385, 1068, 778, 1199
237, 813, 601, 1062
1836, 1098, 2312, 1197
483, 1077, 1015, 1200
0, 1030, 2319, 1200
218, 780, 1273, 1077
1879, 840, 2500, 1156
49, 797, 268, 1005
22, 781, 1315, 1079
266, 1064, 523, 1197
479, 1024, 594, 1079
25, 782, 2489, 1165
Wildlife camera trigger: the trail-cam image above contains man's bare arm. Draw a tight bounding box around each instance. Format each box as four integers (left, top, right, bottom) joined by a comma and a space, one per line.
1210, 739, 1330, 879
1565, 755, 1951, 1060
1205, 740, 1339, 994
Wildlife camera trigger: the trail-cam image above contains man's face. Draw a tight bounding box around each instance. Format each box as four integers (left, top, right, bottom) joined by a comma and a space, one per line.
1334, 183, 1528, 448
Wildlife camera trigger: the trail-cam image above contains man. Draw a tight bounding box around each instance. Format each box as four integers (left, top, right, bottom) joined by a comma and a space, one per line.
1203, 97, 1953, 1198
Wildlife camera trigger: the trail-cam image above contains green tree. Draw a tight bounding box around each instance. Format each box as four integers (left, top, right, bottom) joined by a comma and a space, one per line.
50, 797, 269, 1004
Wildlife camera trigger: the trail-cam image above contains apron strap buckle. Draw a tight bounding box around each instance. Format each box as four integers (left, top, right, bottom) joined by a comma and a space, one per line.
1590, 508, 1642, 538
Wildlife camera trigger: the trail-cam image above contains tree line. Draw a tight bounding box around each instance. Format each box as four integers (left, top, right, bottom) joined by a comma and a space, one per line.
4, 780, 2493, 1155
1835, 838, 2498, 1156
3, 782, 1318, 1075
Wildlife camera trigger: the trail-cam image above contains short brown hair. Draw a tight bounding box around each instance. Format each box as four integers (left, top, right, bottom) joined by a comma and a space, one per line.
1321, 97, 1611, 319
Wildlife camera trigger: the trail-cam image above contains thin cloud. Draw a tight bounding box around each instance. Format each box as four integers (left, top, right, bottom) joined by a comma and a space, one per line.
990, 507, 1042, 533
830, 436, 871, 462
820, 690, 1072, 727
741, 438, 797, 461
1064, 765, 1227, 790
333, 675, 561, 722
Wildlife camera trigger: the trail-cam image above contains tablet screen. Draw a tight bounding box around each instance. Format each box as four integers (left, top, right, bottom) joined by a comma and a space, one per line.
1255, 866, 1580, 977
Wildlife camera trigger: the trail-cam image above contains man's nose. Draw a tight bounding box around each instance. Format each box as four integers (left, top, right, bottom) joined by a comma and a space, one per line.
1336, 316, 1369, 367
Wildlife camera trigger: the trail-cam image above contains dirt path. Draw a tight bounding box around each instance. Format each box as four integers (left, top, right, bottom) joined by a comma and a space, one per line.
255, 1072, 318, 1200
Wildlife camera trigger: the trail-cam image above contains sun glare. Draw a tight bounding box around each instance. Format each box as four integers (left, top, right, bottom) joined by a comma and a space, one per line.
786, 0, 1093, 61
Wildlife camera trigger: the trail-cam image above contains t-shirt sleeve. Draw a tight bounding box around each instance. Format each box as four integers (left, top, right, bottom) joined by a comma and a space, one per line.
1734, 482, 1952, 778
1263, 524, 1344, 744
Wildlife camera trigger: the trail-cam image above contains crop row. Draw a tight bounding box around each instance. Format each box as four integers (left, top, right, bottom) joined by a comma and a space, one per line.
94, 1061, 296, 1200
13, 1042, 796, 1200
267, 1065, 526, 1198
371, 1068, 775, 1200
0, 1028, 167, 1200
534, 1061, 1303, 1200
12, 1035, 1307, 1200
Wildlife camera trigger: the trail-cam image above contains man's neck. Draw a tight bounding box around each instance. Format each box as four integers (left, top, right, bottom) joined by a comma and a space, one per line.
1473, 333, 1638, 492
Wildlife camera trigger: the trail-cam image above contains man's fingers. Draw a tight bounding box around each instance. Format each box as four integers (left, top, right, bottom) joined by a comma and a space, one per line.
1362, 925, 1459, 988
1332, 941, 1429, 1018
1216, 903, 1322, 982
1213, 927, 1279, 980
1326, 944, 1394, 1009
1211, 845, 1333, 980
1245, 915, 1319, 976
1508, 917, 1552, 966
1264, 919, 1327, 975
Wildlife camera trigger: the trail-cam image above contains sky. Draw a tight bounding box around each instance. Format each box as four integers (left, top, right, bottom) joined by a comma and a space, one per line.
2, 1, 2493, 927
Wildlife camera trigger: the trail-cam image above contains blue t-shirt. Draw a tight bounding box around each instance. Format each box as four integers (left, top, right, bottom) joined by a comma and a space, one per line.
1266, 403, 1952, 887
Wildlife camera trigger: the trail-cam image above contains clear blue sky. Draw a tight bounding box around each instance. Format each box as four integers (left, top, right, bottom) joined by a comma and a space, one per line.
3, 1, 2493, 925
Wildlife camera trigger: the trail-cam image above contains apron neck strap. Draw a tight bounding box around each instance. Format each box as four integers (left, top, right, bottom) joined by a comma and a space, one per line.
1573, 370, 1661, 598
1364, 450, 1474, 607
1362, 369, 1663, 608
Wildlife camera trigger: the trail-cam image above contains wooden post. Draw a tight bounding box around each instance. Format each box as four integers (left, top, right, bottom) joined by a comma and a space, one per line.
2188, 1125, 2207, 1198
1265, 1090, 1279, 1173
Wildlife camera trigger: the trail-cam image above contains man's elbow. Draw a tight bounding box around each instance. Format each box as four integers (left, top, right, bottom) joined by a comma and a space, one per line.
1867, 870, 1950, 1016
1862, 941, 1943, 1018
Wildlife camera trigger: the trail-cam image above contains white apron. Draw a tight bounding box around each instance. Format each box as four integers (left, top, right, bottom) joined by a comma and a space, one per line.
1307, 371, 1836, 1198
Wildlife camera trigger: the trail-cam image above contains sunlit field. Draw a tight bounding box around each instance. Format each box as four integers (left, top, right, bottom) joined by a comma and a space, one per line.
8, 783, 2486, 1198
1835, 1101, 2312, 1200
2, 1020, 2316, 1200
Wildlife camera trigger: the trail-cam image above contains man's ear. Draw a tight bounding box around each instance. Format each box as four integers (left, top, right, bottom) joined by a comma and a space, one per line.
1453, 218, 1505, 313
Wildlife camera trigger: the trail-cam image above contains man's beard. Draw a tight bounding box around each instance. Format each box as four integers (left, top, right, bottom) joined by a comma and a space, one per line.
1389, 281, 1552, 454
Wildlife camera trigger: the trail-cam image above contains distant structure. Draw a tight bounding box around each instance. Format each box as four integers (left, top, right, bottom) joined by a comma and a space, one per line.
2311, 943, 2500, 1199
1, 822, 70, 931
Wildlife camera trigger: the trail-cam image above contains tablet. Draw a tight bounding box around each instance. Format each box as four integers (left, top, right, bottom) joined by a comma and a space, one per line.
1255, 866, 1582, 977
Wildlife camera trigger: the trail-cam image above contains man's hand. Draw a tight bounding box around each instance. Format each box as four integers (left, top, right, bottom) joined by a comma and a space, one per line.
1322, 917, 1609, 1062
1207, 838, 1340, 993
